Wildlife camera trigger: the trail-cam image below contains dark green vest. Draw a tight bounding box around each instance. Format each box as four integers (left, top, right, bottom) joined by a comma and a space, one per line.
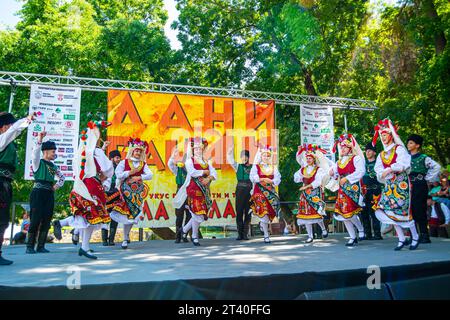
0, 142, 18, 179
236, 164, 251, 181
362, 160, 379, 187
176, 166, 187, 186
33, 159, 57, 183
410, 153, 428, 175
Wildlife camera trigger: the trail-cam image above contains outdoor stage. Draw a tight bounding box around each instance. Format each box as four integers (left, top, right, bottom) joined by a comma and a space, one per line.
1, 234, 450, 300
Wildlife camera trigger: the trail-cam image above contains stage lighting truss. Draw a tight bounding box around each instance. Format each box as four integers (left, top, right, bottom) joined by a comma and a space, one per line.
0, 71, 376, 111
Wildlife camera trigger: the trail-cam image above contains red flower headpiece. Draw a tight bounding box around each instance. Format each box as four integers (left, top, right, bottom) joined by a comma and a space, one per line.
332, 133, 355, 154
372, 118, 399, 147
190, 137, 208, 148
128, 137, 149, 154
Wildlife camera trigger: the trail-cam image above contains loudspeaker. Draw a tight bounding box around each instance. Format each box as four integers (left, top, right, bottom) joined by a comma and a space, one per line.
387, 274, 450, 300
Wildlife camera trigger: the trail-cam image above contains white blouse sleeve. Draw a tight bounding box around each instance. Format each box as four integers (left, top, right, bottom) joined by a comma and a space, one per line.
374, 154, 386, 183
346, 156, 365, 184
226, 151, 238, 172
115, 160, 128, 180
0, 118, 31, 152
141, 163, 153, 181
208, 162, 217, 180
311, 167, 325, 189
167, 156, 178, 175
425, 157, 441, 182
273, 167, 281, 187
390, 146, 411, 173
95, 148, 114, 179
294, 168, 303, 184
250, 164, 260, 184
185, 158, 204, 178
31, 141, 42, 173
330, 161, 339, 179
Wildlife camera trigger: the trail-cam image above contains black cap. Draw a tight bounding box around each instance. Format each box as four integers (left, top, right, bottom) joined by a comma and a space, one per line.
407, 134, 424, 146
0, 112, 17, 127
41, 141, 57, 151
240, 150, 250, 158
365, 143, 376, 152
109, 150, 121, 159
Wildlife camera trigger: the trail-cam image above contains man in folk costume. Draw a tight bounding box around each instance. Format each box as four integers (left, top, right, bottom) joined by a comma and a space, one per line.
173, 137, 217, 246
329, 133, 366, 246
406, 134, 441, 244
249, 144, 281, 244
372, 118, 420, 250
294, 144, 330, 243
168, 144, 191, 243
26, 131, 65, 254
360, 143, 383, 240
109, 138, 152, 249
54, 120, 113, 259
227, 144, 252, 241
0, 112, 34, 265
101, 149, 122, 246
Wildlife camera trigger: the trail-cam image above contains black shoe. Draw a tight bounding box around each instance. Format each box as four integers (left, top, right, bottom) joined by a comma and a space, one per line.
243, 225, 250, 240
175, 227, 182, 243
346, 238, 358, 246
419, 234, 431, 244
358, 232, 366, 241
26, 246, 36, 254
192, 238, 201, 246
101, 229, 109, 246
409, 238, 420, 250
36, 247, 50, 253
121, 241, 128, 249
36, 231, 50, 254
236, 234, 243, 240
0, 251, 13, 265
78, 248, 97, 260
322, 230, 329, 239
108, 227, 117, 246
174, 237, 181, 243
394, 241, 406, 251
373, 234, 383, 240
52, 220, 62, 240
305, 237, 313, 244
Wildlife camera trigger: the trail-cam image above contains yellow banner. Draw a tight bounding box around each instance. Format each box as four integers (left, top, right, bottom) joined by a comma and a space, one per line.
107, 91, 276, 227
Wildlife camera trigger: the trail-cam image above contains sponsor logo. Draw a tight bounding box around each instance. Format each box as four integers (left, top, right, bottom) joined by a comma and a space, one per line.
33, 124, 42, 132
48, 121, 62, 125
68, 166, 73, 171
67, 160, 73, 165
57, 94, 64, 102
55, 107, 62, 113
63, 114, 76, 120
61, 166, 68, 171
58, 148, 65, 152
34, 91, 42, 99
32, 132, 38, 137
65, 121, 73, 129
66, 148, 74, 153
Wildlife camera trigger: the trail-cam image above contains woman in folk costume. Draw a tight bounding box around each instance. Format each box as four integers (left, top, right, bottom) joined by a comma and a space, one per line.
109, 138, 152, 249
372, 118, 419, 250
329, 133, 366, 246
249, 145, 281, 244
68, 120, 114, 259
173, 137, 216, 246
294, 144, 330, 243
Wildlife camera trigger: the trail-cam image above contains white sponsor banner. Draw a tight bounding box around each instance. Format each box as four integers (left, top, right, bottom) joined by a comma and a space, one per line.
300, 104, 335, 162
25, 84, 81, 181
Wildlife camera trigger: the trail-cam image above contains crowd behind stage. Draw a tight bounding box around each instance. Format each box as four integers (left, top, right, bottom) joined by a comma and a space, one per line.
0, 111, 449, 265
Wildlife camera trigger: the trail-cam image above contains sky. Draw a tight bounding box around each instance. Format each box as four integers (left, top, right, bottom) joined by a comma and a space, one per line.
0, 0, 398, 50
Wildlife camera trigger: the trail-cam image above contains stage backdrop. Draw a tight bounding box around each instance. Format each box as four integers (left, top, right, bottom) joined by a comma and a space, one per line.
107, 90, 276, 228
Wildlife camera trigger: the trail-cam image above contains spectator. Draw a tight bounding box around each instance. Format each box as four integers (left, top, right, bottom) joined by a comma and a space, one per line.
13, 211, 30, 245
429, 175, 450, 209
427, 196, 449, 238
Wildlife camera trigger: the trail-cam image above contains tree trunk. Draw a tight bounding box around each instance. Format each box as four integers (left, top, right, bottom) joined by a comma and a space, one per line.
418, 0, 447, 55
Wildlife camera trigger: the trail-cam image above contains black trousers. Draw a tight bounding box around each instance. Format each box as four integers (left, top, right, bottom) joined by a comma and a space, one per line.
361, 188, 382, 237
235, 184, 252, 234
0, 178, 13, 251
29, 188, 55, 238
175, 185, 191, 230
411, 181, 429, 235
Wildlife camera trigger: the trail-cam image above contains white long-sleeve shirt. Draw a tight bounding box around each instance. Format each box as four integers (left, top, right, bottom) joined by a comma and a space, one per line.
31, 141, 65, 189
250, 163, 281, 186
185, 157, 217, 180
115, 158, 153, 181
294, 166, 325, 189
375, 144, 411, 184
94, 148, 114, 179
0, 118, 31, 151
167, 155, 184, 176
226, 151, 239, 172
330, 155, 365, 184
102, 160, 116, 191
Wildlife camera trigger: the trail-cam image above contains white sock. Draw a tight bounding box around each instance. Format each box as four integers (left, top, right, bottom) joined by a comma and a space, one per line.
81, 227, 94, 252
183, 219, 192, 234
59, 217, 72, 227
123, 224, 133, 241
305, 224, 313, 239
343, 220, 356, 239
261, 222, 269, 238
191, 219, 200, 240
351, 216, 364, 234
74, 228, 79, 236
318, 221, 327, 233
409, 224, 419, 242
393, 225, 406, 243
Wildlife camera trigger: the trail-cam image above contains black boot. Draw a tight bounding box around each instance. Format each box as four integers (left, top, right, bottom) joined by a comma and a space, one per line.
175, 226, 182, 243
26, 232, 37, 254
108, 227, 116, 246
52, 220, 62, 240
101, 229, 109, 246
236, 226, 243, 240
242, 224, 250, 240
419, 233, 431, 244
36, 231, 50, 253
0, 251, 13, 265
